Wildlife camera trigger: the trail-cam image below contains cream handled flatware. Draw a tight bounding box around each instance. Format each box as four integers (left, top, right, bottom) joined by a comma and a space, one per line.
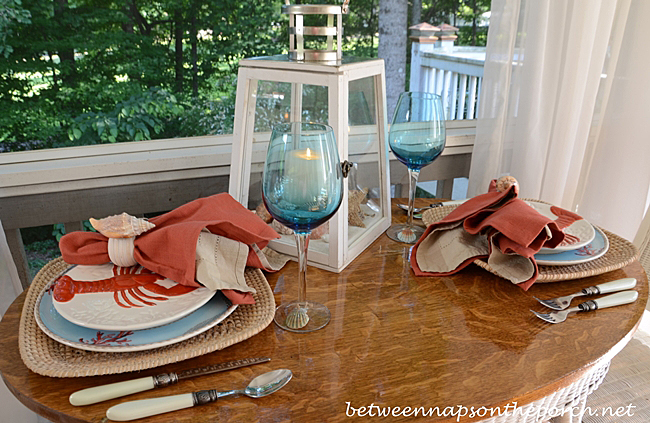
531, 290, 638, 324
69, 357, 270, 406
106, 369, 292, 421
396, 200, 467, 214
534, 278, 637, 310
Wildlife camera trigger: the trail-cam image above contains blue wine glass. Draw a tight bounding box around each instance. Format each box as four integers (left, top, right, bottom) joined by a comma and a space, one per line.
386, 92, 446, 243
262, 122, 344, 332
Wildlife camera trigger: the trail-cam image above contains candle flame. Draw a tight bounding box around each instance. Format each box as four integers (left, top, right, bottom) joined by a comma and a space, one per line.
294, 148, 320, 160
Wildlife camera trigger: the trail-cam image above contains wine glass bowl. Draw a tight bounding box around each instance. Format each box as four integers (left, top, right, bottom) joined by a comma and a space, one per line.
262, 122, 343, 332
386, 92, 446, 243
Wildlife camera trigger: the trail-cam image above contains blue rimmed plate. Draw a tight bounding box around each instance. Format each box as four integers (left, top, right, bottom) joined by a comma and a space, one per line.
35, 278, 237, 353
535, 226, 609, 266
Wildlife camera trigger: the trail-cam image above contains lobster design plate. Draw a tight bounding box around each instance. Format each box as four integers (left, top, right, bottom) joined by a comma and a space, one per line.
525, 200, 595, 254
51, 264, 216, 331
535, 225, 609, 266
36, 277, 236, 352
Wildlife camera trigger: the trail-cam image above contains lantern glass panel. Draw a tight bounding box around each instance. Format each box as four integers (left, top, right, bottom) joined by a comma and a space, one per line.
241, 69, 388, 269
347, 76, 386, 248
230, 56, 390, 272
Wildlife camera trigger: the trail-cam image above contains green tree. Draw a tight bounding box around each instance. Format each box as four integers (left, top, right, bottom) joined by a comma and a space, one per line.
0, 0, 285, 150
0, 0, 31, 58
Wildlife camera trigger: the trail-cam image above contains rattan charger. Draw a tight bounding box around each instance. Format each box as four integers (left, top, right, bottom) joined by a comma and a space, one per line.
19, 258, 275, 378
422, 203, 638, 282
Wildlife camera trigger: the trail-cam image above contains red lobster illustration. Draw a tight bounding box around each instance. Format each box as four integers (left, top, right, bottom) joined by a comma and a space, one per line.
53, 265, 197, 308
550, 206, 583, 246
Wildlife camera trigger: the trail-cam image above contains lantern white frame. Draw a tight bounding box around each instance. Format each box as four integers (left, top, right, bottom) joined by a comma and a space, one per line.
228, 56, 391, 273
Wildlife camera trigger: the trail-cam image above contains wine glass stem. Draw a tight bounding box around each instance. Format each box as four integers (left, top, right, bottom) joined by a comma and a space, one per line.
294, 231, 310, 306
407, 168, 420, 228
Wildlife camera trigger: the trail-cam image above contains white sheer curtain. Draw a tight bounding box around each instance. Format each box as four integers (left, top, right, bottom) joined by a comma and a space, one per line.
0, 221, 47, 423
469, 0, 650, 241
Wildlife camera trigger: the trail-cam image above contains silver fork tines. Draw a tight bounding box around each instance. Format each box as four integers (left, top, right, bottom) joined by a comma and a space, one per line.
532, 290, 638, 324
534, 287, 597, 311
531, 308, 577, 324
534, 295, 577, 311
534, 278, 637, 310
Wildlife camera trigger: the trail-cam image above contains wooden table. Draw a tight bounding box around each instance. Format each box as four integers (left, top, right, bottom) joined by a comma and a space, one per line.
1, 199, 647, 423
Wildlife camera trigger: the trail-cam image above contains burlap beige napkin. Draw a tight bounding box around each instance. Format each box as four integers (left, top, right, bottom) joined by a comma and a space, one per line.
195, 232, 291, 296
411, 178, 583, 290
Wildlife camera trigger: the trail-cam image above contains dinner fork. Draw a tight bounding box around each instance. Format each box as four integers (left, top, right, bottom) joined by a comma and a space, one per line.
531, 290, 638, 324
534, 278, 637, 310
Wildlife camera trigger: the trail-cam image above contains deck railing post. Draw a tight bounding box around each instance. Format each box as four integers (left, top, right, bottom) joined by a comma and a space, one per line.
409, 23, 439, 93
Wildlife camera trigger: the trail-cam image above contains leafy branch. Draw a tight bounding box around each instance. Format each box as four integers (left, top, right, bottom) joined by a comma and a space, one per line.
67, 87, 183, 144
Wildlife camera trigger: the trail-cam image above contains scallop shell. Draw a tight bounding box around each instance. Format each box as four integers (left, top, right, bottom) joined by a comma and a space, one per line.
285, 309, 309, 329
396, 228, 418, 243
89, 212, 155, 238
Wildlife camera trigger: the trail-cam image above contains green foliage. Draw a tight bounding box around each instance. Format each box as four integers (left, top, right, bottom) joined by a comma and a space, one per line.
25, 238, 57, 254
52, 220, 95, 241
0, 0, 286, 150
421, 0, 491, 46
24, 238, 58, 277
457, 26, 488, 46
51, 223, 65, 241
25, 247, 58, 276
0, 0, 31, 58
415, 186, 436, 198
342, 0, 378, 58
67, 87, 183, 144
0, 0, 489, 153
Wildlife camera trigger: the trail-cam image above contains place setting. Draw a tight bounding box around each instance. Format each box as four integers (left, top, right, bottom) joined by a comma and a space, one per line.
418, 177, 638, 284
15, 120, 355, 421
407, 175, 640, 324
19, 193, 286, 377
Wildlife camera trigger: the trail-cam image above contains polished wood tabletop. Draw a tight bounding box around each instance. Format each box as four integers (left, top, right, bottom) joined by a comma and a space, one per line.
1, 199, 647, 423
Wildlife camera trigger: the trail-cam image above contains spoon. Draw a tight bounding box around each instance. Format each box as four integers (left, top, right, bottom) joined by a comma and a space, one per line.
396, 203, 436, 214
106, 369, 292, 421
397, 200, 468, 214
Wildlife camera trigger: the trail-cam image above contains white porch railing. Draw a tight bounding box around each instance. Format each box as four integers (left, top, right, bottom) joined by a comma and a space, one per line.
408, 23, 486, 120
0, 124, 474, 288
410, 46, 485, 120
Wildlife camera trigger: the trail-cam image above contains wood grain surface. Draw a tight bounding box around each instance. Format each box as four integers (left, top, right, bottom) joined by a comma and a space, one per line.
0, 199, 647, 423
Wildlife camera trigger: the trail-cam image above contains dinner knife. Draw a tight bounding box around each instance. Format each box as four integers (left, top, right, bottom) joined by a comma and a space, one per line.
69, 357, 270, 406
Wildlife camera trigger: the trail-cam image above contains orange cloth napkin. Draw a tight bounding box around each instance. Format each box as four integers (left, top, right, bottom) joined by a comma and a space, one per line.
59, 193, 280, 304
411, 180, 581, 290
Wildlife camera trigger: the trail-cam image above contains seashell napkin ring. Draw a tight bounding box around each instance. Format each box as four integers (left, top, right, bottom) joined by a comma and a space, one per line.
89, 213, 155, 267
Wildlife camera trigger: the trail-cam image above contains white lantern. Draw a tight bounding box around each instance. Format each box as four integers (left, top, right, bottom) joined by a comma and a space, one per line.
228, 2, 391, 273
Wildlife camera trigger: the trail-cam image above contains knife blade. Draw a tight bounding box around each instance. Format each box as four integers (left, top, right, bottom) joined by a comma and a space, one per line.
69, 357, 270, 406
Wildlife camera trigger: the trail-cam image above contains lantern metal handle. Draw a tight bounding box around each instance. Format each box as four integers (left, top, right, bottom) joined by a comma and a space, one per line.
341, 160, 353, 178
282, 0, 350, 61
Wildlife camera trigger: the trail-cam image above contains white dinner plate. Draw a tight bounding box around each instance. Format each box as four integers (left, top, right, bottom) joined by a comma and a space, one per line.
535, 225, 609, 266
35, 278, 237, 353
51, 263, 215, 331
525, 201, 596, 254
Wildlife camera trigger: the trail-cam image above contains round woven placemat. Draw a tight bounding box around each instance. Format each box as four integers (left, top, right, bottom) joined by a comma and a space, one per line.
19, 258, 275, 378
422, 203, 639, 282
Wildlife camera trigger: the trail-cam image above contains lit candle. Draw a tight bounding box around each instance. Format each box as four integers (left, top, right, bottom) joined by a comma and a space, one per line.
284, 148, 325, 207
